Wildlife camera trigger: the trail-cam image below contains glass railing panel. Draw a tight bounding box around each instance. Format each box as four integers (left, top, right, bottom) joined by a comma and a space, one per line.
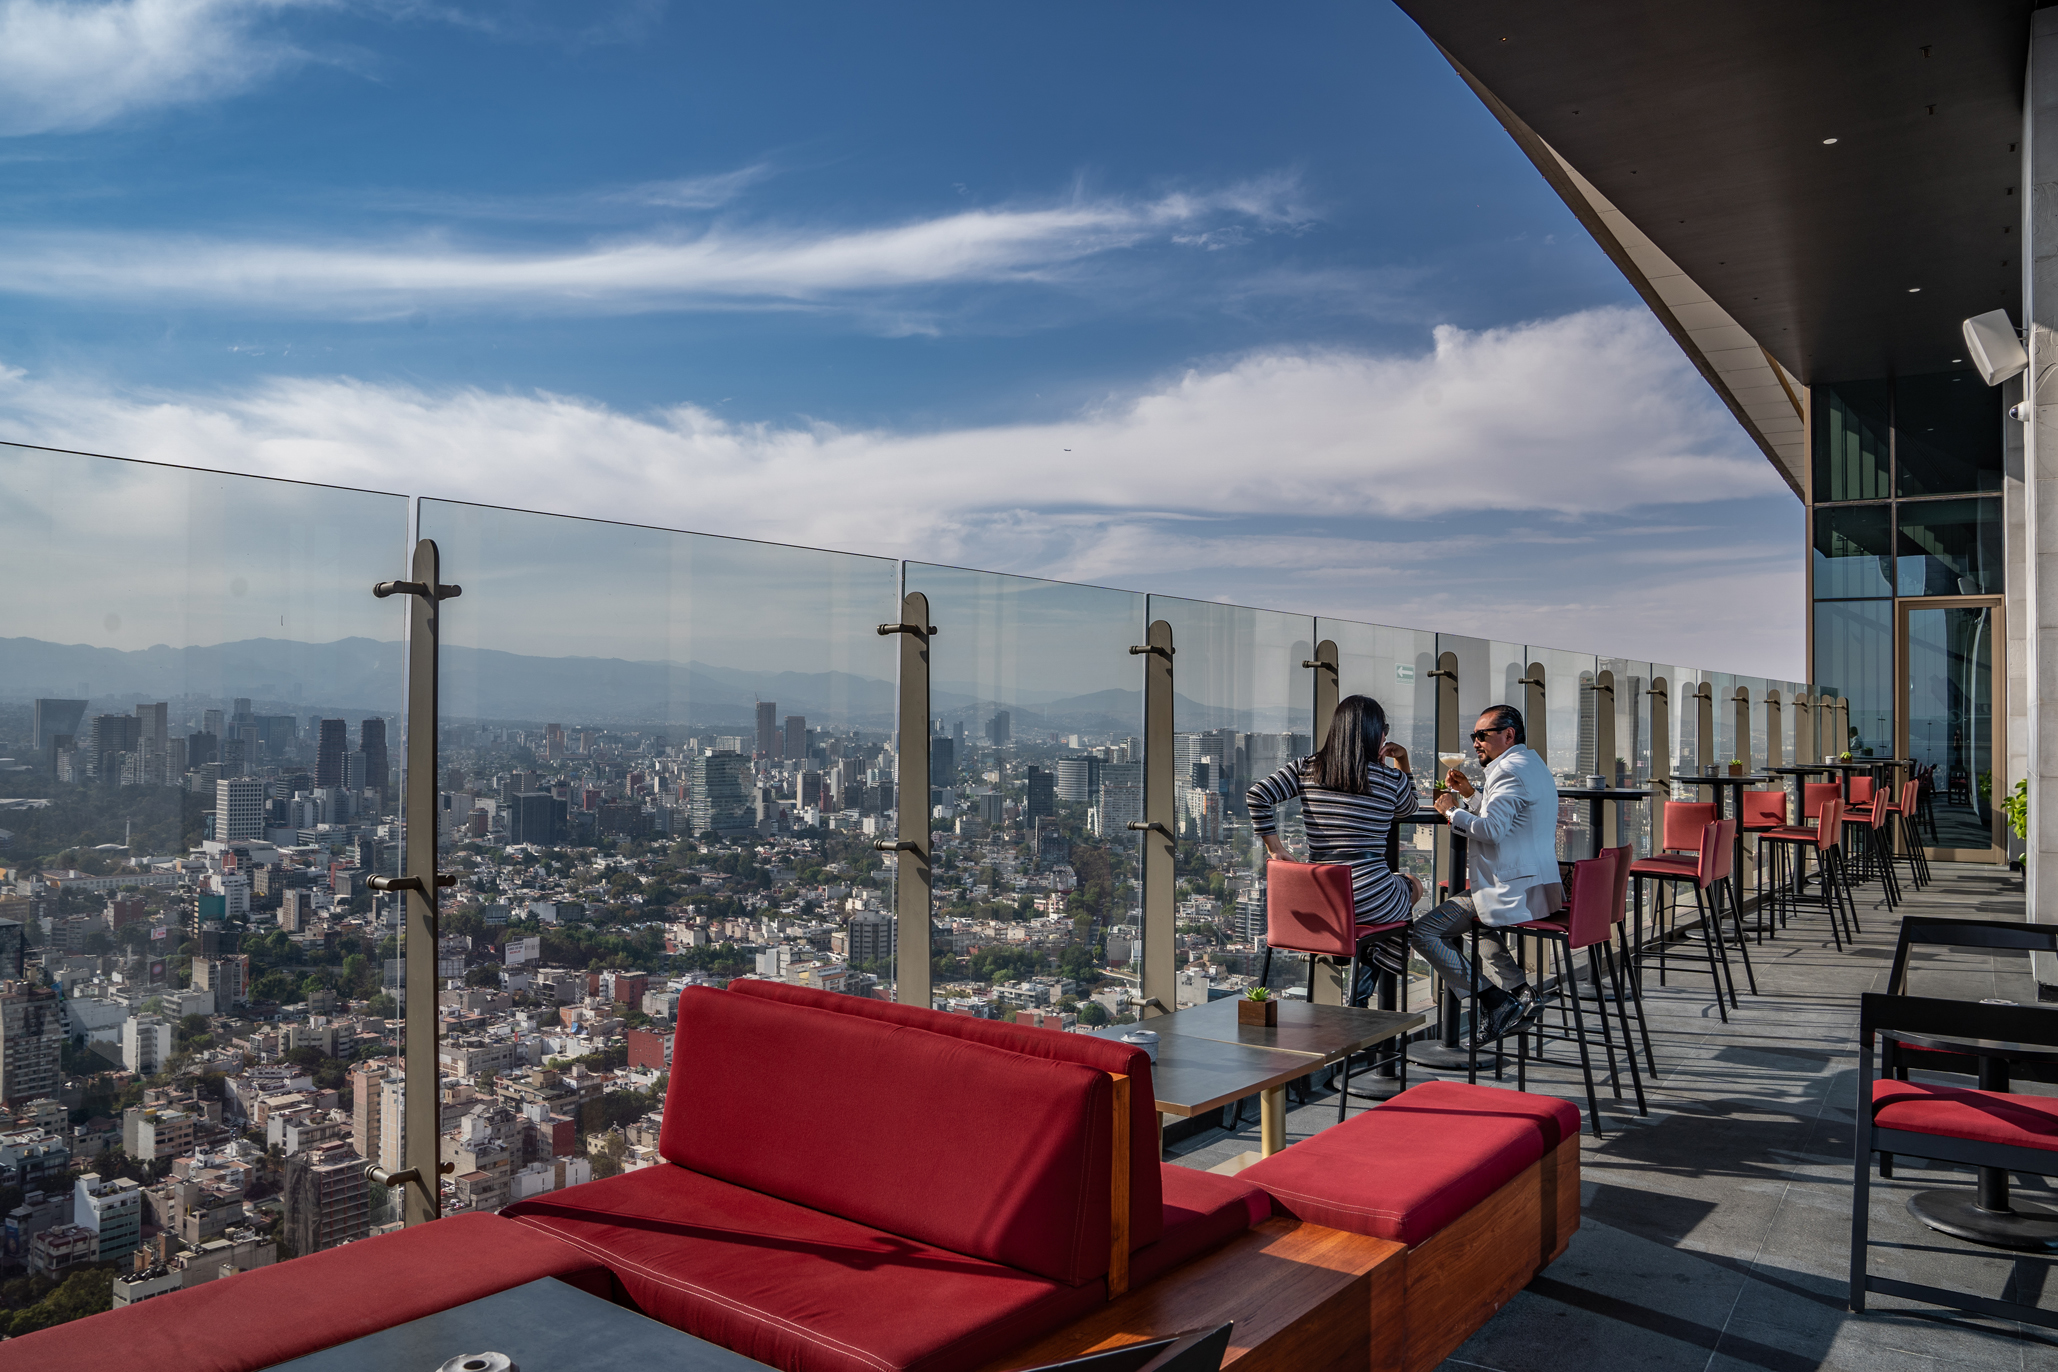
1148, 597, 1313, 998
1599, 657, 1654, 856
1669, 667, 1707, 793
417, 499, 898, 1201
1707, 671, 1738, 776
0, 441, 407, 1293
1321, 616, 1437, 880
902, 563, 1144, 1022
1739, 676, 1769, 773
1524, 647, 1598, 859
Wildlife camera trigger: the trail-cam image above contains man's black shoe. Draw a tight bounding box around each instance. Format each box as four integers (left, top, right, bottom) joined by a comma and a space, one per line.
1482, 996, 1527, 1041
1517, 989, 1547, 1024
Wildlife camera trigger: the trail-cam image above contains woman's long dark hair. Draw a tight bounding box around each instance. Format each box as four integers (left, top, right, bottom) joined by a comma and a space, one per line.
1309, 694, 1389, 794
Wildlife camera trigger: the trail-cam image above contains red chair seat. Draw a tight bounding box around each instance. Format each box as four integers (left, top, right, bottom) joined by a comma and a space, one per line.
1236, 1081, 1580, 1246
1509, 915, 1569, 934
1757, 825, 1820, 841
2, 1212, 608, 1372
505, 1163, 1103, 1372
1629, 855, 1698, 877
1132, 1164, 1270, 1287
1873, 1080, 2058, 1152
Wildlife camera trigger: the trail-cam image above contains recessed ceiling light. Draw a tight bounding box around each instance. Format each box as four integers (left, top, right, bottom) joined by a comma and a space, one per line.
1823, 138, 1839, 145
1953, 357, 1963, 363
1909, 287, 1921, 293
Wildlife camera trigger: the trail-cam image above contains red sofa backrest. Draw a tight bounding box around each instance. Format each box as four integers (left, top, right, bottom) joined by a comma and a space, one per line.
724, 978, 1164, 1249
662, 987, 1116, 1285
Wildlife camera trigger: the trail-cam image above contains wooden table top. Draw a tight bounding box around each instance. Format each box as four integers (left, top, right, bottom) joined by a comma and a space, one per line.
1094, 999, 1424, 1117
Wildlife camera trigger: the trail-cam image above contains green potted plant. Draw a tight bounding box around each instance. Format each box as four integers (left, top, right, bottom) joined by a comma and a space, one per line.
1728, 758, 1745, 777
1839, 750, 1853, 762
1239, 985, 1277, 1027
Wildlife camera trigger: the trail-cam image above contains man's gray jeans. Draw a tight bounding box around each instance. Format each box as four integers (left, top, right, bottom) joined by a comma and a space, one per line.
1410, 893, 1529, 997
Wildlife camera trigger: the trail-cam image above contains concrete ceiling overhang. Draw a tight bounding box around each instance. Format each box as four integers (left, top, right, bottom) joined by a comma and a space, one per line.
1396, 1, 2035, 496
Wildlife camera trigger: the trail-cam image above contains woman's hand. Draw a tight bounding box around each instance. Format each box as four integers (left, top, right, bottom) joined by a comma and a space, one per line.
1380, 742, 1411, 773
1261, 835, 1288, 861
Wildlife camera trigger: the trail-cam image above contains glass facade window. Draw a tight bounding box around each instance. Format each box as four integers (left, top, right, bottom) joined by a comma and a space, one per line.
1812, 505, 1896, 599
1811, 380, 1891, 502
1893, 370, 2004, 498
1812, 600, 1893, 755
1896, 496, 2004, 597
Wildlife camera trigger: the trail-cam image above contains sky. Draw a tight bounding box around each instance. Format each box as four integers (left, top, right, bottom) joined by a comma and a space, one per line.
0, 0, 1804, 678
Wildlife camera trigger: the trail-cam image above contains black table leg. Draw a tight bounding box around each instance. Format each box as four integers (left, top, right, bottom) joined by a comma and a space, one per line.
1906, 1059, 2058, 1251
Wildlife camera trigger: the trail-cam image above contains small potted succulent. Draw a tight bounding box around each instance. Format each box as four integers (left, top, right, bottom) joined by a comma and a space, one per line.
1840, 750, 1854, 762
1239, 985, 1278, 1027
1728, 758, 1745, 777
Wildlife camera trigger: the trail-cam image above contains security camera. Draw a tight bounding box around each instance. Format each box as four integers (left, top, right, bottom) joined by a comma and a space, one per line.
2011, 403, 2031, 422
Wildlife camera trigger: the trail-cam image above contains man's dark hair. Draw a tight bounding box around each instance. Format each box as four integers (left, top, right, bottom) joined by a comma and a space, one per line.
1477, 704, 1525, 744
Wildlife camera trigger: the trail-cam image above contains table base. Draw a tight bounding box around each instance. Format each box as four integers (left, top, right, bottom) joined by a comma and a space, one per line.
1345, 1074, 1412, 1101
1907, 1189, 2058, 1252
1408, 1042, 1501, 1071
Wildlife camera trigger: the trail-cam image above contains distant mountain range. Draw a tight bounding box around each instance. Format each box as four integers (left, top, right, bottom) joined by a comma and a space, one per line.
0, 636, 1300, 734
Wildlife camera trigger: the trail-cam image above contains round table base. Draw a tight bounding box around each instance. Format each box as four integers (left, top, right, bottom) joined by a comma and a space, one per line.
1906, 1190, 2058, 1251
1344, 1073, 1412, 1101
1407, 1042, 1501, 1071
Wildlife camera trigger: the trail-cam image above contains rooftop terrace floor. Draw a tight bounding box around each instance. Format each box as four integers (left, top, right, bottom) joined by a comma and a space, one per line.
1167, 862, 2051, 1372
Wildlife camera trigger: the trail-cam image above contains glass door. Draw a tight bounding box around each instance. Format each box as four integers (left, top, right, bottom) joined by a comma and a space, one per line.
1897, 597, 2004, 860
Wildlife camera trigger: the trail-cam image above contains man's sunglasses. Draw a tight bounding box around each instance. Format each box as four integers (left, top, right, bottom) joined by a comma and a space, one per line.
1469, 727, 1511, 742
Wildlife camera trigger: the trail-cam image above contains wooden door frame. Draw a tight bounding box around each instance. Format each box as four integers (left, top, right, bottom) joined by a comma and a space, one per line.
1894, 595, 2006, 863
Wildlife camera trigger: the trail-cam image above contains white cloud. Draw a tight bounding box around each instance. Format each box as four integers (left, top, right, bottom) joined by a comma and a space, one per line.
0, 306, 1803, 673
0, 180, 1305, 313
0, 0, 319, 135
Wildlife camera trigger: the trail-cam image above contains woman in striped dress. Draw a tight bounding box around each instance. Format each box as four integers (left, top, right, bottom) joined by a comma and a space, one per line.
1246, 694, 1423, 1005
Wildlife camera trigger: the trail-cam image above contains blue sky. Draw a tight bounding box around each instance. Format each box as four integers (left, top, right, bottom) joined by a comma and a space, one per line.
0, 0, 1802, 676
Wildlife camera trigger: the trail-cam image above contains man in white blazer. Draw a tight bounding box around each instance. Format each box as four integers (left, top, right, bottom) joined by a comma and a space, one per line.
1417, 705, 1563, 1041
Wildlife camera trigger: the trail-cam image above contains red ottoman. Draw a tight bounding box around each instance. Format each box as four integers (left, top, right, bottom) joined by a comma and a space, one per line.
1238, 1082, 1581, 1372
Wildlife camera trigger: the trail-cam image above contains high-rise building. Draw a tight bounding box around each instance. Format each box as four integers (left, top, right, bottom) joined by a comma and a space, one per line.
315, 719, 348, 788
377, 1072, 407, 1174
509, 793, 567, 846
0, 983, 61, 1104
204, 708, 225, 739
359, 718, 389, 801
1025, 766, 1055, 820
87, 713, 139, 782
284, 1140, 369, 1255
783, 714, 806, 762
1054, 757, 1098, 804
123, 1014, 173, 1075
544, 723, 565, 761
846, 911, 896, 969
1097, 762, 1144, 838
0, 922, 21, 980
32, 699, 86, 765
133, 702, 168, 784
757, 702, 780, 759
349, 1061, 389, 1165
73, 1174, 142, 1266
215, 777, 266, 842
987, 711, 1012, 746
691, 753, 755, 835
929, 733, 955, 788
192, 956, 249, 1011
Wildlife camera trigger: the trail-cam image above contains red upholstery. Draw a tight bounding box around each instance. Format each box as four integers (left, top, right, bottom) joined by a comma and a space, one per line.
1849, 776, 1876, 805
1561, 848, 1619, 950
1705, 818, 1737, 883
1802, 782, 1840, 820
2, 1212, 607, 1372
1265, 859, 1359, 958
1129, 1165, 1271, 1287
1739, 789, 1787, 829
1238, 1082, 1580, 1246
723, 979, 1163, 1249
1629, 854, 1697, 878
1660, 801, 1717, 852
661, 987, 1112, 1284
1604, 843, 1632, 925
1873, 1080, 2058, 1151
506, 1164, 1103, 1372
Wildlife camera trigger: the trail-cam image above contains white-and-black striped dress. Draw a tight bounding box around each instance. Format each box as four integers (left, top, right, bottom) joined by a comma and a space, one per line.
1246, 759, 1418, 972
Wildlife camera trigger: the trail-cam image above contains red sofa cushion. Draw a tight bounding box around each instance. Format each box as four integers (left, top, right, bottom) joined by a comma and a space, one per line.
662, 987, 1114, 1285
725, 979, 1164, 1250
1129, 1163, 1269, 1287
1873, 1079, 2058, 1150
1237, 1081, 1579, 1246
505, 1163, 1103, 1372
1, 1211, 607, 1372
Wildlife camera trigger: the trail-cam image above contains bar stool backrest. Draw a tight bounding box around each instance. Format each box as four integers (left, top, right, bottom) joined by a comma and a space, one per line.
1802, 782, 1840, 821
1603, 843, 1633, 926
1661, 800, 1718, 853
1565, 847, 1620, 950
1264, 859, 1359, 958
1702, 818, 1738, 886
1849, 775, 1876, 806
1896, 779, 1921, 815
1739, 789, 1787, 828
1815, 798, 1844, 853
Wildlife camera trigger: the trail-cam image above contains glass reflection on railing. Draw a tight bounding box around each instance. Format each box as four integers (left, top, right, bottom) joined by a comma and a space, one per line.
1148, 597, 1313, 1002
0, 442, 408, 1285
905, 564, 1143, 1025
1323, 618, 1438, 903
417, 499, 899, 1201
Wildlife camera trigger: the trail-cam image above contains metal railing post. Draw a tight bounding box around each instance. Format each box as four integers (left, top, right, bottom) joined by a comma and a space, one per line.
880, 593, 933, 1010
371, 541, 458, 1226
1135, 621, 1175, 1019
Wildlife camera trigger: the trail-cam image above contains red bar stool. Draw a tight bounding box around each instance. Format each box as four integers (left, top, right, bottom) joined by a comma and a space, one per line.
1756, 797, 1857, 949
1841, 787, 1901, 910
1261, 859, 1409, 1121
1889, 779, 1931, 890
1631, 799, 1714, 993
1630, 814, 1743, 1021
1496, 845, 1642, 1138
1739, 789, 1788, 941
